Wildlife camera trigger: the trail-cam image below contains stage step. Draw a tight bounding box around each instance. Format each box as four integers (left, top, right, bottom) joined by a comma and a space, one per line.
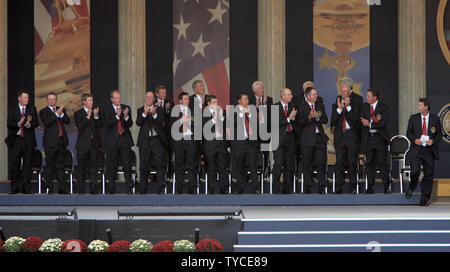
242, 218, 450, 231
234, 218, 450, 252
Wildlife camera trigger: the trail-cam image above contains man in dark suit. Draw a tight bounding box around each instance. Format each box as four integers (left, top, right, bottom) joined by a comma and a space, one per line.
360, 88, 391, 194
155, 85, 174, 181
39, 92, 71, 194
248, 81, 273, 180
330, 88, 360, 194
136, 90, 168, 194
203, 95, 228, 194
272, 88, 297, 194
171, 92, 200, 194
292, 81, 323, 184
103, 90, 134, 194
190, 80, 206, 113
405, 98, 442, 206
74, 93, 103, 194
297, 87, 329, 194
228, 93, 259, 194
6, 90, 39, 194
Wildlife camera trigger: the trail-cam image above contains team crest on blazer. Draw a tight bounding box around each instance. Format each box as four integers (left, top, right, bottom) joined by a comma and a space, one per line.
317, 111, 322, 117
377, 114, 382, 121
431, 127, 436, 134
27, 115, 32, 121
438, 103, 450, 143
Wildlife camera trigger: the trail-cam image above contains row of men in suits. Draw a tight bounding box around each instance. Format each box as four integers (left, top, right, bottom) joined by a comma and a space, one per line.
6, 81, 442, 204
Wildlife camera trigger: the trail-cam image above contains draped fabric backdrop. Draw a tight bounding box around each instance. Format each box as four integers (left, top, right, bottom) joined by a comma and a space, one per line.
172, 0, 230, 109
34, 0, 91, 159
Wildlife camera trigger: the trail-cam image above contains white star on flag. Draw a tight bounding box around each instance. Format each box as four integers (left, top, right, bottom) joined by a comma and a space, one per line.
173, 15, 191, 40
207, 0, 227, 24
191, 33, 211, 58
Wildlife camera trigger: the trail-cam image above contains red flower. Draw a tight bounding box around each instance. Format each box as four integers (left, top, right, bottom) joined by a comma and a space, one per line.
151, 240, 174, 252
21, 236, 44, 252
61, 239, 88, 252
195, 238, 224, 252
0, 240, 4, 252
107, 240, 131, 252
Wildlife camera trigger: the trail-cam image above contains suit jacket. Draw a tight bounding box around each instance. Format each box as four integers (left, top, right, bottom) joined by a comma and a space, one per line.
274, 101, 296, 144
330, 100, 361, 146
406, 113, 442, 160
360, 101, 391, 146
249, 95, 273, 141
293, 91, 324, 107
202, 108, 227, 151
103, 103, 134, 149
74, 108, 103, 151
39, 106, 70, 148
297, 101, 329, 147
189, 94, 205, 114
6, 104, 39, 148
226, 106, 259, 148
170, 105, 197, 142
136, 106, 168, 148
350, 92, 363, 107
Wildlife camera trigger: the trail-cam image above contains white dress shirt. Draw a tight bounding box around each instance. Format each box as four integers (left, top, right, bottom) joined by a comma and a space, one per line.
180, 105, 193, 136
421, 113, 429, 135
209, 107, 224, 138
17, 104, 29, 135
336, 103, 352, 130
142, 106, 158, 136
238, 105, 252, 139
307, 101, 320, 133
369, 100, 378, 133
84, 107, 99, 120
113, 104, 129, 122
281, 101, 294, 132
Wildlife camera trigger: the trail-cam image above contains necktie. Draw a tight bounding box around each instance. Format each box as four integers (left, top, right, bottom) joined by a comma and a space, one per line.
422, 117, 427, 136
284, 105, 292, 133
20, 107, 25, 138
117, 107, 124, 135
182, 109, 188, 133
149, 107, 153, 136
244, 113, 252, 137
53, 107, 63, 137
370, 105, 379, 123
342, 107, 347, 132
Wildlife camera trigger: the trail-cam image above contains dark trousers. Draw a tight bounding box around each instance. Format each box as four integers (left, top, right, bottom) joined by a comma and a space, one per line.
365, 133, 390, 190
231, 141, 258, 194
272, 133, 296, 194
139, 137, 168, 194
44, 137, 67, 193
76, 144, 99, 194
204, 140, 228, 194
173, 139, 199, 194
8, 136, 33, 194
106, 135, 132, 194
335, 131, 358, 189
409, 147, 435, 203
302, 134, 327, 189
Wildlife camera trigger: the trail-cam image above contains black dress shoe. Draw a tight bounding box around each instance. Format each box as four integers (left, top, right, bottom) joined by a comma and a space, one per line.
318, 186, 326, 194
349, 186, 357, 194
419, 201, 430, 207
365, 188, 374, 194
405, 188, 413, 199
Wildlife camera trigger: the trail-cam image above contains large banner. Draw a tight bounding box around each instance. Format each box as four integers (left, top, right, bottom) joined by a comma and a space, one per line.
313, 0, 370, 156
34, 0, 91, 155
173, 0, 230, 109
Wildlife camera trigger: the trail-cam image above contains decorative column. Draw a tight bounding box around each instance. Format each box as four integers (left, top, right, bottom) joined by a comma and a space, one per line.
258, 0, 285, 102
0, 0, 7, 181
118, 0, 146, 175
398, 0, 426, 134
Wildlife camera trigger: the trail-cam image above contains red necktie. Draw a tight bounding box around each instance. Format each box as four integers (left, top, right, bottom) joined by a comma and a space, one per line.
244, 113, 252, 137
53, 107, 63, 137
20, 107, 25, 138
117, 107, 124, 135
284, 105, 292, 132
370, 105, 379, 123
422, 117, 427, 136
342, 107, 347, 132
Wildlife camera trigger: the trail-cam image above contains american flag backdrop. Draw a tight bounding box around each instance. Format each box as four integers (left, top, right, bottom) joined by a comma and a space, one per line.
173, 0, 230, 109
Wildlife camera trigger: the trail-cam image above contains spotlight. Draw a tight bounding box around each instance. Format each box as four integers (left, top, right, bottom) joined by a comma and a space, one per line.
195, 228, 200, 244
